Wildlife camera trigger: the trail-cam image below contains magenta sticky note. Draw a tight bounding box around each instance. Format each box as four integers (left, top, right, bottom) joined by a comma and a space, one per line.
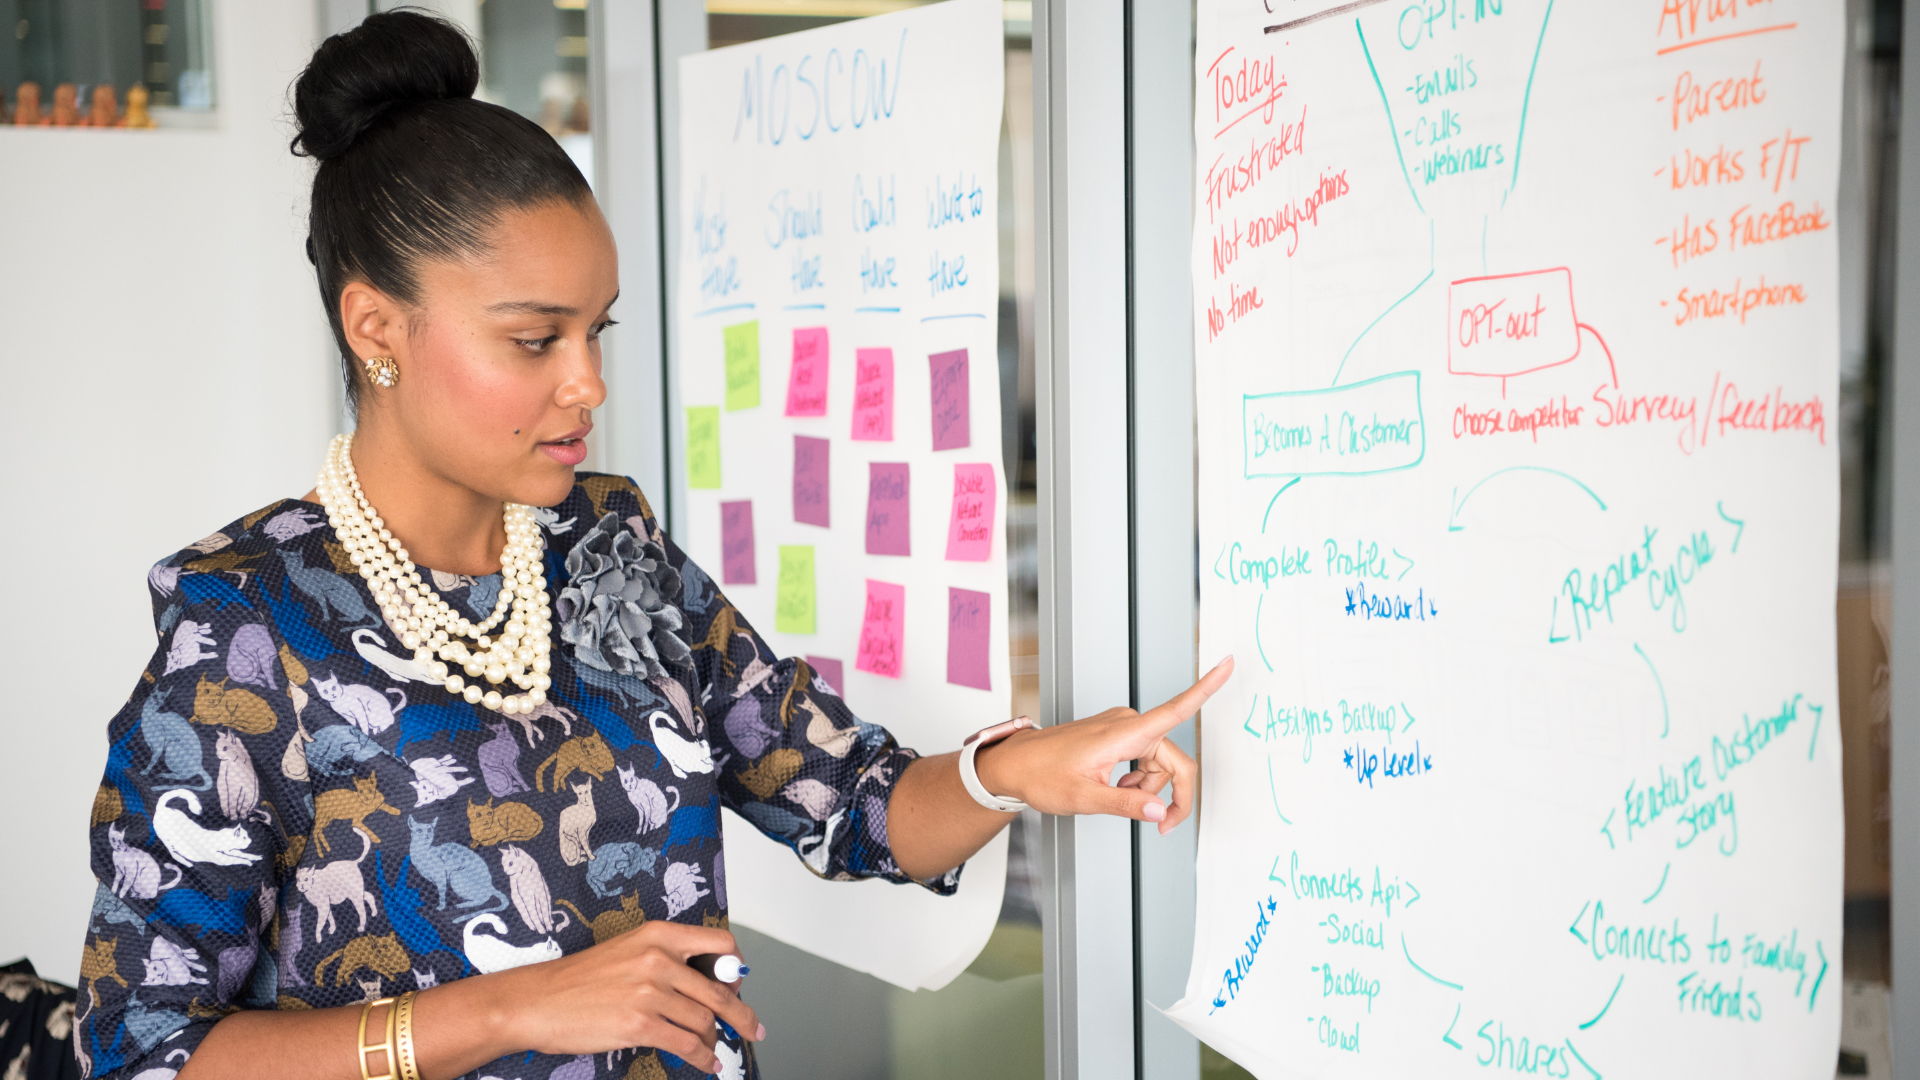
786, 327, 829, 417
720, 500, 756, 584
865, 463, 911, 556
851, 348, 894, 441
928, 349, 971, 451
945, 464, 996, 561
947, 587, 992, 691
805, 655, 844, 697
793, 435, 830, 528
855, 579, 906, 679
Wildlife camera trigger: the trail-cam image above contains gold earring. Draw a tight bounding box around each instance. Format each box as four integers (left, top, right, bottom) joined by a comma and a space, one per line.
364, 356, 399, 388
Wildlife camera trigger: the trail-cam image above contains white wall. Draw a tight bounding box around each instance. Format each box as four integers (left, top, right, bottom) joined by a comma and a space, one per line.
0, 0, 332, 986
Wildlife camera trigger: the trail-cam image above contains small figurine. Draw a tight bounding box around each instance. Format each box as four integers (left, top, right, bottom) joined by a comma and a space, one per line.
82, 84, 119, 127
50, 82, 80, 126
13, 82, 44, 126
123, 83, 155, 129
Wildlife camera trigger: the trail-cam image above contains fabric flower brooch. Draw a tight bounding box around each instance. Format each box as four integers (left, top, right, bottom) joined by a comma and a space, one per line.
555, 513, 692, 680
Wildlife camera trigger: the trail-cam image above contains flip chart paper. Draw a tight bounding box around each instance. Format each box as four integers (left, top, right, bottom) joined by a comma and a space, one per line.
774, 545, 815, 635
945, 463, 996, 561
855, 579, 906, 679
866, 463, 911, 556
792, 435, 831, 528
720, 500, 756, 584
1171, 4, 1844, 1078
674, 0, 1010, 991
928, 348, 970, 450
724, 321, 760, 411
805, 655, 845, 697
786, 327, 830, 416
852, 348, 895, 441
946, 587, 991, 691
685, 406, 721, 489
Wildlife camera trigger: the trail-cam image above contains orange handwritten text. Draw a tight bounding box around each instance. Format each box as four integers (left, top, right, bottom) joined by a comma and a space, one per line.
1207, 47, 1287, 138
1669, 277, 1806, 326
1205, 107, 1309, 222
1669, 62, 1766, 130
1658, 0, 1774, 44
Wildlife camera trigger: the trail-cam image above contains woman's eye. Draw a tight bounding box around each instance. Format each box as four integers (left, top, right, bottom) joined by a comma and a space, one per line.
590, 319, 619, 338
515, 335, 559, 352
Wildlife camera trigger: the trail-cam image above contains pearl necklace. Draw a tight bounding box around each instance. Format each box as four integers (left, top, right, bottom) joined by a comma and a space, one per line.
316, 433, 553, 715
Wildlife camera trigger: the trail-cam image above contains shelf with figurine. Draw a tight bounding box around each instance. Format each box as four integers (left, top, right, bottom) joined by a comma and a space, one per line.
4, 82, 159, 129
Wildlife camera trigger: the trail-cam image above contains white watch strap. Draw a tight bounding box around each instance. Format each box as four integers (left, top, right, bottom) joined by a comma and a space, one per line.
960, 728, 1031, 813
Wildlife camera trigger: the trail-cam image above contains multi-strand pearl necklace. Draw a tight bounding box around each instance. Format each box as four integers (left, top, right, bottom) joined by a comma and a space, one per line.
317, 433, 553, 715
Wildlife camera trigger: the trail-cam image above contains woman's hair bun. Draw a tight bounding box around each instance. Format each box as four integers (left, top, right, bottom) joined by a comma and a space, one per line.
291, 9, 481, 161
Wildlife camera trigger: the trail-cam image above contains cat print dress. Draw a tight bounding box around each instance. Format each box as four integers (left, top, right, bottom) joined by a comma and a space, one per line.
78, 474, 956, 1080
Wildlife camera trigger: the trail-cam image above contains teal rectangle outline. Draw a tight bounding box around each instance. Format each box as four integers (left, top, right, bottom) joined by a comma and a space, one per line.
1242, 370, 1426, 479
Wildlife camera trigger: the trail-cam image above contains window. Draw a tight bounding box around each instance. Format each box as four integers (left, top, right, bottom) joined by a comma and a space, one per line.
1, 0, 214, 126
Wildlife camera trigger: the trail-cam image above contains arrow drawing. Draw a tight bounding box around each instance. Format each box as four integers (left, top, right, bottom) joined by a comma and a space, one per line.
1393, 548, 1415, 581
1634, 642, 1670, 738
1579, 974, 1625, 1030
1643, 863, 1670, 904
1718, 500, 1746, 553
1442, 1003, 1464, 1050
1563, 1038, 1602, 1080
1568, 901, 1591, 944
1402, 934, 1464, 991
1450, 466, 1607, 532
1263, 477, 1302, 533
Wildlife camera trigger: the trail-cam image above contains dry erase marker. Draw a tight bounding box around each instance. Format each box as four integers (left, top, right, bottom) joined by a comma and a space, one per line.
691, 954, 750, 1042
689, 953, 749, 984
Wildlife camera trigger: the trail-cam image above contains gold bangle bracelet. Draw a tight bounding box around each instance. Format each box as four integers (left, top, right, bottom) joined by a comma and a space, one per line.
394, 991, 421, 1080
357, 996, 400, 1080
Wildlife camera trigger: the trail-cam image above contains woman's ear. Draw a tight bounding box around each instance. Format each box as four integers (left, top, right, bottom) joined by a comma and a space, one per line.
339, 281, 408, 366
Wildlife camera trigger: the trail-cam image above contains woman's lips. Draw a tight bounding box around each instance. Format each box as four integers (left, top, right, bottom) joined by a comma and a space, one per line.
539, 440, 588, 465
539, 424, 591, 466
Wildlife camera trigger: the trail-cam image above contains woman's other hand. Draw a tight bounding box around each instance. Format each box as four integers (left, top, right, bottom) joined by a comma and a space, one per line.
500, 919, 764, 1074
974, 656, 1233, 834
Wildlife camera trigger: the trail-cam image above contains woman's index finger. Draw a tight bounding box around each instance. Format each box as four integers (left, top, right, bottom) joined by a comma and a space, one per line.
1139, 656, 1235, 737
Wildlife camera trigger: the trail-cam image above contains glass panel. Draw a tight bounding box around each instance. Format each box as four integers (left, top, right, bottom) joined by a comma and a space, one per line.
1834, 1, 1899, 1074
701, 4, 1042, 1078
478, 0, 594, 185
1, 0, 213, 126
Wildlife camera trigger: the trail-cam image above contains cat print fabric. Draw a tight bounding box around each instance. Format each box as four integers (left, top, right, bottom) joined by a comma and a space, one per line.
81, 475, 943, 1080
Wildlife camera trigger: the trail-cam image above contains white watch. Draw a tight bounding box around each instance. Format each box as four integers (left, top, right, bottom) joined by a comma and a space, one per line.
959, 716, 1034, 813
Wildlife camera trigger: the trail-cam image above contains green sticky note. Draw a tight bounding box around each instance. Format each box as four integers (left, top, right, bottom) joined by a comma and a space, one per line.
776, 545, 816, 634
686, 406, 721, 489
724, 321, 761, 411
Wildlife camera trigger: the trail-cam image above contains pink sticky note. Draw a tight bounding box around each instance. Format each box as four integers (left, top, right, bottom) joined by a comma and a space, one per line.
865, 463, 911, 556
793, 435, 830, 528
805, 655, 844, 697
855, 579, 906, 679
785, 327, 829, 417
947, 587, 992, 691
851, 348, 894, 441
928, 349, 971, 451
945, 464, 996, 561
720, 500, 756, 584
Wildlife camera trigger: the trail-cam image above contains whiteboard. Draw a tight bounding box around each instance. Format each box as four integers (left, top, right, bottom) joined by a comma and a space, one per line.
1170, 2, 1844, 1076
674, 0, 1010, 991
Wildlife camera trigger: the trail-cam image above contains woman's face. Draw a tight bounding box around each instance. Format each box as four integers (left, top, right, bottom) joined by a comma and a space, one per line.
347, 198, 619, 510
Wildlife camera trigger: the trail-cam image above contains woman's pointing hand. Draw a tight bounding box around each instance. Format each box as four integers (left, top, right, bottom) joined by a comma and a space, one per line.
974, 656, 1234, 834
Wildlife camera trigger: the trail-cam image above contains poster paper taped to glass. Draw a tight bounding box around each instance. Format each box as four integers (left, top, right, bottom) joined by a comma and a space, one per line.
1172, 2, 1844, 1076
674, 0, 1009, 992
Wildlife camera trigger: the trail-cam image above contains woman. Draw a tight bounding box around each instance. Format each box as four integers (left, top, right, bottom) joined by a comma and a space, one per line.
77, 12, 1228, 1080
